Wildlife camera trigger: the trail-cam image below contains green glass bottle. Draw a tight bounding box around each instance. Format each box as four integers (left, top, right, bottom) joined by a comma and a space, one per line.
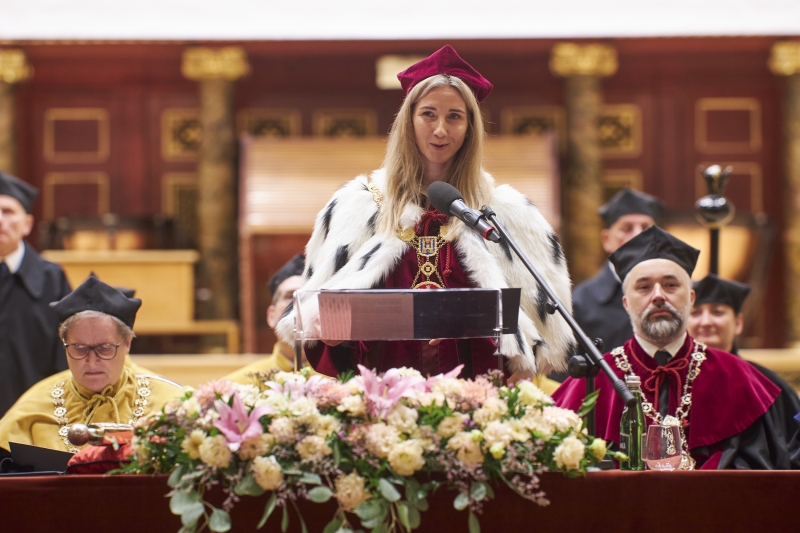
618, 375, 645, 470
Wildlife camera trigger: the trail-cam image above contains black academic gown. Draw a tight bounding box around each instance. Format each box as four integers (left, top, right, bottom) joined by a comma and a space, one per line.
0, 242, 71, 417
732, 347, 800, 468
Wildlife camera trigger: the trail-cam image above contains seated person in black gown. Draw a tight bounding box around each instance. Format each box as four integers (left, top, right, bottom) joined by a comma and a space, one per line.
554, 226, 791, 469
688, 274, 800, 468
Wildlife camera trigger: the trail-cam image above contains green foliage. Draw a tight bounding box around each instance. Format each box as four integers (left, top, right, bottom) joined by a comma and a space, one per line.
257, 493, 277, 529
209, 508, 231, 533
234, 473, 266, 497
307, 486, 334, 503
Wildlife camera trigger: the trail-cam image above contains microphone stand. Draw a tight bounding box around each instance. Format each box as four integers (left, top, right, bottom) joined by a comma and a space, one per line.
479, 206, 637, 423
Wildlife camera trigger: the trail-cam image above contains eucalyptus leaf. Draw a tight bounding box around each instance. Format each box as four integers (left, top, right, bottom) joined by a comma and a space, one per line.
370, 523, 388, 533
170, 490, 201, 515
404, 478, 421, 502
281, 504, 289, 533
178, 526, 197, 533
323, 518, 343, 533
336, 529, 355, 533
234, 473, 266, 497
209, 508, 232, 533
397, 503, 411, 530
468, 511, 481, 533
307, 486, 334, 503
333, 441, 341, 467
168, 464, 188, 488
470, 482, 487, 502
301, 472, 322, 485
359, 516, 382, 529
257, 493, 277, 530
415, 498, 429, 512
379, 479, 401, 502
453, 492, 469, 511
354, 499, 384, 521
180, 503, 204, 527
407, 507, 421, 529
484, 483, 495, 500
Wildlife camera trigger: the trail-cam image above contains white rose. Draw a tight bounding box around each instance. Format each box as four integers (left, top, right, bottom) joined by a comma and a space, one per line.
252, 455, 283, 490
472, 397, 508, 428
263, 393, 290, 413
542, 406, 582, 434
238, 433, 274, 460
289, 397, 320, 424
553, 436, 585, 471
314, 414, 341, 438
388, 439, 425, 476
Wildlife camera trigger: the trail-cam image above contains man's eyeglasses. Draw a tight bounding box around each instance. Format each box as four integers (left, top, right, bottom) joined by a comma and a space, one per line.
63, 343, 121, 360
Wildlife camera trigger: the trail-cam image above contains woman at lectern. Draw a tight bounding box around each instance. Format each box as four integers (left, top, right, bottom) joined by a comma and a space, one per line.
0, 274, 181, 456
276, 45, 572, 384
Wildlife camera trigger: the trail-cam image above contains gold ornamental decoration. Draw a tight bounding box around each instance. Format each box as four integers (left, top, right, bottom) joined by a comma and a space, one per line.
549, 43, 618, 78
181, 46, 251, 81
768, 41, 800, 76
0, 49, 33, 84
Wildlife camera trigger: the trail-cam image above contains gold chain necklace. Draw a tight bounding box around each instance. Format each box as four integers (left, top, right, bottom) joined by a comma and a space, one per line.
398, 222, 450, 289
611, 341, 707, 470
51, 372, 152, 453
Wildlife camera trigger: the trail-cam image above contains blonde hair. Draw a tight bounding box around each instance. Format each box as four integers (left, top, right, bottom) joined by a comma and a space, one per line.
378, 74, 492, 233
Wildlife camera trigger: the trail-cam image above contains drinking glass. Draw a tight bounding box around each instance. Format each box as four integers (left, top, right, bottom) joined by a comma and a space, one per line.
644, 424, 682, 471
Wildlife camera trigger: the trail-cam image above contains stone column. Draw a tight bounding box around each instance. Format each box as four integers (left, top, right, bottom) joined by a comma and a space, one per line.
769, 42, 800, 346
550, 43, 618, 284
182, 47, 250, 321
0, 50, 33, 175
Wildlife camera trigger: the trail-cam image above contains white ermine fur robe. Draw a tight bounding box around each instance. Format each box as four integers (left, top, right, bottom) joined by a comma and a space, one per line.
276, 169, 574, 377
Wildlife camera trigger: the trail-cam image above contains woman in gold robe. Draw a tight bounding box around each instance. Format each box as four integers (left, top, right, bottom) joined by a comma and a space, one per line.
0, 274, 181, 455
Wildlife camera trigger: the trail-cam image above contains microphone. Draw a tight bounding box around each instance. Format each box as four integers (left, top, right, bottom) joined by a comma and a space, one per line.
428, 181, 502, 243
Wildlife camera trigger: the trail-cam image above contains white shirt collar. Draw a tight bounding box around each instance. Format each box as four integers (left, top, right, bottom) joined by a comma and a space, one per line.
634, 331, 687, 359
2, 242, 25, 274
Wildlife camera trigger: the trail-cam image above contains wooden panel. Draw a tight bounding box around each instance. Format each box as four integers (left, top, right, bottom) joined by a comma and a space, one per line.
42, 172, 109, 219
43, 108, 110, 163
41, 250, 199, 326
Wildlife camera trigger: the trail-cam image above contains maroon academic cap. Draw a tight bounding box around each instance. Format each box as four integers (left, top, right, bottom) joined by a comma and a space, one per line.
397, 45, 493, 103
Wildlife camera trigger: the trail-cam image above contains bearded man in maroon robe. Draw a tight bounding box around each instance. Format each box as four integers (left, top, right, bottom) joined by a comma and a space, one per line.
553, 226, 790, 469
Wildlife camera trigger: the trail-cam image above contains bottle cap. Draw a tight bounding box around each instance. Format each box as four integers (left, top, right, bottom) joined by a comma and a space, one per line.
625, 375, 641, 385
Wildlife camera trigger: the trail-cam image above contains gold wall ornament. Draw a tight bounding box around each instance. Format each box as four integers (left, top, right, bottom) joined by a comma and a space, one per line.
0, 49, 33, 84
549, 43, 618, 78
181, 46, 250, 81
769, 41, 800, 76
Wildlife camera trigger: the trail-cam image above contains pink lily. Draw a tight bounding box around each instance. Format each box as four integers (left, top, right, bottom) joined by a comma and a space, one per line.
425, 364, 464, 391
213, 392, 273, 452
357, 365, 427, 419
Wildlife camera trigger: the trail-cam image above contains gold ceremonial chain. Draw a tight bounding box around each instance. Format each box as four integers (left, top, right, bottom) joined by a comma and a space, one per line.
51, 371, 152, 453
398, 223, 450, 289
611, 341, 707, 471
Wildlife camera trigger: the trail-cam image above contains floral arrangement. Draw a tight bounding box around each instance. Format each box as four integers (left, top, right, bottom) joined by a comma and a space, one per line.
124, 365, 609, 533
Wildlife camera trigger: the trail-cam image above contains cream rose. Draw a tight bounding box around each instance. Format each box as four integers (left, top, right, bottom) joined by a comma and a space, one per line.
387, 404, 419, 435
238, 433, 275, 460
388, 439, 426, 476
268, 416, 296, 443
199, 434, 231, 469
290, 397, 320, 425
180, 429, 206, 460
335, 472, 371, 512
251, 455, 283, 490
482, 421, 514, 451
337, 395, 367, 417
436, 414, 466, 438
314, 414, 341, 438
542, 406, 583, 434
447, 431, 484, 467
517, 380, 553, 407
472, 397, 508, 428
365, 423, 400, 458
296, 435, 332, 462
588, 438, 607, 461
554, 436, 586, 471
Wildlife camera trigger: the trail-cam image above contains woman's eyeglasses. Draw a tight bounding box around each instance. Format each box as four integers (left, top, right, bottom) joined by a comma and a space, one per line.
63, 343, 121, 360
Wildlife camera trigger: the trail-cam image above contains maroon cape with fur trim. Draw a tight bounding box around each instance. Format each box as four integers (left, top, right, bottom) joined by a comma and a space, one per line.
552, 335, 780, 468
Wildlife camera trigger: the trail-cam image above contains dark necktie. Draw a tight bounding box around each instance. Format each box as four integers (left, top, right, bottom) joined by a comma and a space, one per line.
0, 262, 9, 284
654, 350, 671, 418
